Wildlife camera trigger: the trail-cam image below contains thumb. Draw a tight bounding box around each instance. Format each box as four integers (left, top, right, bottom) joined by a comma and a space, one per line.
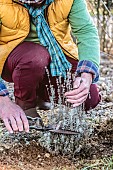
73, 77, 82, 89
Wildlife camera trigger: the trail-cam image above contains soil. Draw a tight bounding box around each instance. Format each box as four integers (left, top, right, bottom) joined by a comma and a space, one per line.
0, 54, 113, 170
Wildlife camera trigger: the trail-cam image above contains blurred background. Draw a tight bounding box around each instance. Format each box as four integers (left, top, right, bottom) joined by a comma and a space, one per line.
88, 0, 113, 56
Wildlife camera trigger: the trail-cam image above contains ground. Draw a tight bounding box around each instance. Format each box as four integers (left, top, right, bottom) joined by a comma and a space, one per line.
0, 54, 113, 170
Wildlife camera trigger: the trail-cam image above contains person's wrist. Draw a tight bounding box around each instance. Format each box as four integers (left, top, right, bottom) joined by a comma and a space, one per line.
0, 95, 10, 102
81, 72, 93, 84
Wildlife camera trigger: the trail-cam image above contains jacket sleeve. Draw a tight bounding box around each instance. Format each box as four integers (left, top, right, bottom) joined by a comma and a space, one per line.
69, 0, 100, 68
0, 77, 9, 96
0, 5, 9, 95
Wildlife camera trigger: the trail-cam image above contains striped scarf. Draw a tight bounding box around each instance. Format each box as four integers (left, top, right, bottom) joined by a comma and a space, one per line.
24, 0, 72, 77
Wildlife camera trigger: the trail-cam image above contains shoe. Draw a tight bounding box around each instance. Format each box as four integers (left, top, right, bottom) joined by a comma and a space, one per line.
37, 99, 51, 110
24, 107, 41, 118
24, 107, 45, 127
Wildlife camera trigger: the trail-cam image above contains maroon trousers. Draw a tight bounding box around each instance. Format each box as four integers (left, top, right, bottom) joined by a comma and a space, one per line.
2, 42, 101, 111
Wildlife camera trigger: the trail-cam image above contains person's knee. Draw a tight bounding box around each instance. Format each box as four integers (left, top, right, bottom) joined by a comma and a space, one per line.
18, 45, 51, 72
33, 45, 51, 69
18, 43, 51, 71
32, 56, 50, 70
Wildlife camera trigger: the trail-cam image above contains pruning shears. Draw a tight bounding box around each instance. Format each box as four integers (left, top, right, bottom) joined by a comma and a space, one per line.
27, 116, 78, 135
26, 78, 83, 135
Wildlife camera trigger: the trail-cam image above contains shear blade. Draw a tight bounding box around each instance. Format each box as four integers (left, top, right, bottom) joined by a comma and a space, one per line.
29, 125, 53, 131
49, 129, 78, 135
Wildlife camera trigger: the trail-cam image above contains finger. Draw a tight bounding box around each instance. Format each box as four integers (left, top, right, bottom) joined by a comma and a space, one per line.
73, 77, 83, 89
73, 97, 86, 107
65, 83, 86, 96
15, 115, 23, 132
73, 102, 85, 107
65, 77, 82, 96
67, 95, 87, 105
3, 118, 13, 133
20, 112, 29, 132
10, 116, 18, 131
66, 89, 88, 100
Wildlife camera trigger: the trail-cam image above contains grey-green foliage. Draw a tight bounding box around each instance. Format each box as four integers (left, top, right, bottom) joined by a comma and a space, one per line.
81, 156, 113, 170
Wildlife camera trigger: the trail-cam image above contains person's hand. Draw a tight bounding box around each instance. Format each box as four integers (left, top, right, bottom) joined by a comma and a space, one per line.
64, 73, 92, 107
0, 96, 29, 133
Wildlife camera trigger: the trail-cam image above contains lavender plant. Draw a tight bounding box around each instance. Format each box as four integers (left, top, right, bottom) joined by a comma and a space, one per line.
2, 66, 113, 157
38, 68, 97, 156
